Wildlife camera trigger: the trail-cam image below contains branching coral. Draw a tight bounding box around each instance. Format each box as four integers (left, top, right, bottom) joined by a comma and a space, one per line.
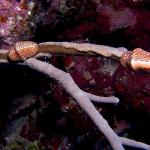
0, 41, 150, 150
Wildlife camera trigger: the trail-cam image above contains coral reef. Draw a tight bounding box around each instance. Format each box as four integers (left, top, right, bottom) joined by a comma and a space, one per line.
0, 0, 150, 150
0, 0, 38, 43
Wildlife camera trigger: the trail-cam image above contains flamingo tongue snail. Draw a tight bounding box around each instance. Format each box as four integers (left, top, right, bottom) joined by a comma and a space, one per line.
120, 48, 150, 71
8, 41, 39, 61
7, 41, 150, 72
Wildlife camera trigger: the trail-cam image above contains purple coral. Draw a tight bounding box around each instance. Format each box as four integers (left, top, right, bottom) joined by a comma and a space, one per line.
0, 0, 38, 43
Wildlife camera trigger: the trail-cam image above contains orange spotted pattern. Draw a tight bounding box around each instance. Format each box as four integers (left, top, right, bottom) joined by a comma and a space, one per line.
120, 51, 132, 67
120, 48, 150, 71
132, 48, 150, 62
8, 46, 20, 61
8, 41, 39, 61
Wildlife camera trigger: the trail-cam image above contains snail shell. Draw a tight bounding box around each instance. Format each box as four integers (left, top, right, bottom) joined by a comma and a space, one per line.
120, 48, 150, 71
8, 41, 39, 61
120, 51, 132, 68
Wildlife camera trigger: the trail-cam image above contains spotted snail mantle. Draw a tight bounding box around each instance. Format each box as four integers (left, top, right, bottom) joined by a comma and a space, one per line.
6, 41, 150, 72
0, 41, 150, 150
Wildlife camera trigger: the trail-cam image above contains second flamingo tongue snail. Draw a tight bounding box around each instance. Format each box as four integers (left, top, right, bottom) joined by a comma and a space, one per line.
7, 41, 150, 72
120, 48, 150, 71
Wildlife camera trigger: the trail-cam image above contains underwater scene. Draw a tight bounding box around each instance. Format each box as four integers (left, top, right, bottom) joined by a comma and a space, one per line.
0, 0, 150, 150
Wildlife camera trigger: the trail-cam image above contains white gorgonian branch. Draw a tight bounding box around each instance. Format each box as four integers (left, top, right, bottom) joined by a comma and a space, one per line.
0, 41, 150, 150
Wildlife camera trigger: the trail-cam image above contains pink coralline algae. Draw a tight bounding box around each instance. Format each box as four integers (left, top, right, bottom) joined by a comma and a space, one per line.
96, 5, 137, 32
0, 0, 38, 43
114, 65, 150, 112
